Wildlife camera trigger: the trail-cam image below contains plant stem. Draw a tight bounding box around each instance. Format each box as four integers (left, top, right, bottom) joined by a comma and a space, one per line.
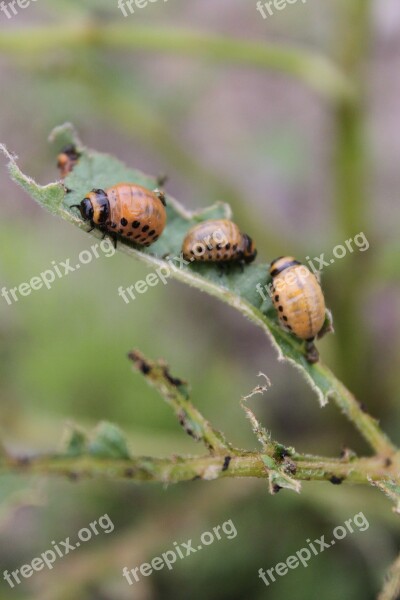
0, 25, 353, 102
332, 0, 371, 393
378, 552, 400, 600
237, 309, 397, 458
0, 451, 397, 487
313, 361, 397, 458
128, 350, 232, 454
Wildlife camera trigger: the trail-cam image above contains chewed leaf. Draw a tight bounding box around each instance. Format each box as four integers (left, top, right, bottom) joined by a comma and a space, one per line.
88, 422, 131, 460
369, 478, 400, 515
0, 123, 335, 407
261, 456, 301, 494
62, 424, 88, 457
61, 421, 131, 460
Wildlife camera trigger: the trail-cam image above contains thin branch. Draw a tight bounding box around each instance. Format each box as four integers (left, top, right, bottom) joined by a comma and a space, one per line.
0, 350, 398, 493
0, 25, 354, 103
378, 552, 400, 600
332, 0, 372, 391
128, 350, 232, 455
241, 373, 276, 455
314, 361, 397, 458
0, 451, 396, 487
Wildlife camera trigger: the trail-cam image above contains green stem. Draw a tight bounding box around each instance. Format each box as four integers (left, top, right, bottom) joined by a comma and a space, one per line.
313, 361, 397, 458
128, 350, 232, 454
378, 552, 400, 600
0, 24, 353, 102
0, 451, 397, 487
332, 0, 371, 392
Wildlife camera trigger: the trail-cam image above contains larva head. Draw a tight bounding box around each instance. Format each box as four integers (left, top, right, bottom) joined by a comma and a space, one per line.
57, 153, 69, 173
269, 256, 301, 278
242, 234, 257, 263
57, 145, 81, 177
78, 189, 110, 224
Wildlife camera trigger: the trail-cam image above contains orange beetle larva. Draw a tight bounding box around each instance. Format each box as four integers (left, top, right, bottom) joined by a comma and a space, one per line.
269, 256, 327, 363
182, 219, 257, 264
57, 145, 81, 178
72, 183, 167, 247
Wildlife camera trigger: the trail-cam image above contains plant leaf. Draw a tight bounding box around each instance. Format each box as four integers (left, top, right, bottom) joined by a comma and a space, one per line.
88, 422, 131, 460
62, 424, 88, 457
369, 478, 400, 515
261, 455, 301, 495
60, 421, 131, 460
1, 123, 334, 407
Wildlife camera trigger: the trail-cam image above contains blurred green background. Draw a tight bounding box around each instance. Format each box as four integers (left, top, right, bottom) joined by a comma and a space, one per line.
1, 0, 400, 598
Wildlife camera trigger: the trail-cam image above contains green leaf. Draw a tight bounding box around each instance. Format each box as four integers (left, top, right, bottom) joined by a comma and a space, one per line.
370, 478, 400, 515
88, 422, 131, 460
1, 123, 334, 408
60, 421, 131, 460
261, 455, 301, 495
62, 424, 88, 457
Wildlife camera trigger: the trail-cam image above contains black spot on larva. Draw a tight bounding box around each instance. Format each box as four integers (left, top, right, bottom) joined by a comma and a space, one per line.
134, 234, 141, 240
142, 224, 150, 233
132, 221, 140, 228
330, 476, 344, 485
127, 232, 133, 237
121, 218, 128, 226
149, 229, 155, 236
140, 237, 147, 243
222, 456, 231, 471
153, 235, 159, 241
275, 295, 280, 302
225, 243, 231, 250
224, 254, 229, 259
216, 253, 221, 260
233, 244, 238, 251
118, 228, 124, 234
278, 306, 284, 312
208, 254, 212, 260
111, 223, 117, 229
190, 250, 195, 255
200, 256, 204, 260
287, 325, 292, 331
216, 243, 222, 250
196, 245, 203, 253
283, 316, 288, 322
